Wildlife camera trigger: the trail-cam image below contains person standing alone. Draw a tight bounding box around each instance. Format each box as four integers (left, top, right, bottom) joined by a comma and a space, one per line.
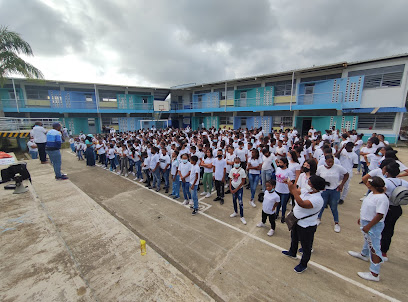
46, 122, 68, 180
30, 121, 48, 163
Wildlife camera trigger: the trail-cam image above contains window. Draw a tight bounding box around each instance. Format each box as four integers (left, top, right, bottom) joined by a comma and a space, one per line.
240, 92, 247, 99
8, 90, 20, 100
197, 95, 202, 102
88, 118, 95, 126
25, 85, 55, 100
220, 116, 234, 124
357, 114, 395, 130
273, 116, 293, 127
349, 64, 405, 88
85, 94, 93, 102
266, 80, 296, 96
142, 97, 148, 104
241, 118, 247, 128
300, 73, 342, 83
102, 117, 119, 125
304, 84, 315, 94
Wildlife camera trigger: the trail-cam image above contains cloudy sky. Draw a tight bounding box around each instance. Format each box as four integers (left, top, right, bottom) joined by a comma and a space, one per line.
1, 0, 408, 88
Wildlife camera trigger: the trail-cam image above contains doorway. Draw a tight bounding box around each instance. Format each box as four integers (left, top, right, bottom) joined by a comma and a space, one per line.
301, 118, 312, 137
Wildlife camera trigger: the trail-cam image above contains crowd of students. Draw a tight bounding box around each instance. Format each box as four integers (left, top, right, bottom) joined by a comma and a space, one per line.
66, 125, 406, 279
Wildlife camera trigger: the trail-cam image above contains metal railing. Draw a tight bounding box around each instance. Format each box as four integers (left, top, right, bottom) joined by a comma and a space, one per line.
0, 117, 60, 131
297, 92, 344, 105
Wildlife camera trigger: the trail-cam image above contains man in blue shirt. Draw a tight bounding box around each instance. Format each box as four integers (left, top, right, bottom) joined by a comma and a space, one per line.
46, 122, 68, 180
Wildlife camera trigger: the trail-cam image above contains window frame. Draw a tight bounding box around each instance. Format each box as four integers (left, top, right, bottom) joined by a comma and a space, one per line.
357, 113, 396, 130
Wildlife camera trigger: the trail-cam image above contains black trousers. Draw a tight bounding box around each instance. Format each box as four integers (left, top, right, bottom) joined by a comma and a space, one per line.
37, 142, 46, 162
262, 210, 276, 230
289, 224, 317, 267
381, 205, 403, 254
215, 180, 225, 198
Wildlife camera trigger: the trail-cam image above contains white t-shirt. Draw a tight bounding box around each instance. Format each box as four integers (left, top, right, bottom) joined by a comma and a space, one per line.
360, 193, 389, 222
213, 158, 227, 181
108, 148, 115, 159
179, 161, 192, 182
367, 154, 382, 171
171, 158, 179, 176
229, 167, 246, 189
294, 191, 324, 228
96, 143, 106, 154
316, 164, 348, 190
275, 167, 294, 194
262, 190, 280, 215
317, 157, 340, 167
203, 157, 215, 173
368, 168, 383, 178
149, 153, 160, 170
225, 153, 236, 173
288, 162, 301, 179
339, 149, 358, 176
296, 173, 309, 190
27, 140, 38, 152
248, 158, 262, 175
189, 164, 200, 186
143, 157, 150, 170
360, 146, 375, 163
354, 140, 363, 152
262, 154, 275, 171
234, 148, 248, 162
159, 154, 171, 170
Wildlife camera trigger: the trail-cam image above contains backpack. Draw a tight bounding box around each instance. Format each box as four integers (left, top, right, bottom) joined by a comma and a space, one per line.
388, 179, 408, 206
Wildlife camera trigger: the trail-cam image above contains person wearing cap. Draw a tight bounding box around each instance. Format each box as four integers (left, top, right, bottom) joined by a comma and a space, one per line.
30, 121, 48, 163
46, 122, 68, 180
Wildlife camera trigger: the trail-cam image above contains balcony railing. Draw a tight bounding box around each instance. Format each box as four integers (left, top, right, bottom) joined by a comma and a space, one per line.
0, 117, 60, 131
0, 99, 25, 109
297, 92, 344, 105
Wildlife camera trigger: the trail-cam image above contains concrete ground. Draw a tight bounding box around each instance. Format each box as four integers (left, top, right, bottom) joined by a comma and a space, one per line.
1, 148, 407, 302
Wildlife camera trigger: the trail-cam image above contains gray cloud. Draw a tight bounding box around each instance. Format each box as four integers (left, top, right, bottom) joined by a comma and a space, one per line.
1, 0, 408, 87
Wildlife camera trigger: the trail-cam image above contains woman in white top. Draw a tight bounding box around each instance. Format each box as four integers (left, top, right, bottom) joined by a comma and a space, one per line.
288, 150, 301, 184
200, 149, 214, 198
247, 149, 262, 208
225, 146, 236, 194
354, 134, 364, 174
360, 139, 375, 177
316, 155, 349, 233
261, 148, 276, 192
296, 159, 317, 194
275, 157, 295, 223
348, 176, 389, 282
282, 175, 326, 273
365, 147, 385, 171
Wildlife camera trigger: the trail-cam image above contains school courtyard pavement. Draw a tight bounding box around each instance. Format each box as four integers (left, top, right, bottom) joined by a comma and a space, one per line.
1, 149, 407, 302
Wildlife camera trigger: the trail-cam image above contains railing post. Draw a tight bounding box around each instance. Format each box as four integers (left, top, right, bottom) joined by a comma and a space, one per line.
12, 79, 19, 113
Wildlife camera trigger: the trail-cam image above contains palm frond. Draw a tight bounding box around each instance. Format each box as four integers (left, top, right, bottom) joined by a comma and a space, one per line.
0, 26, 33, 56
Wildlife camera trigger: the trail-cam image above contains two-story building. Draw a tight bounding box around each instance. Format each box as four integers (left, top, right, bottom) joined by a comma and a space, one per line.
1, 53, 407, 143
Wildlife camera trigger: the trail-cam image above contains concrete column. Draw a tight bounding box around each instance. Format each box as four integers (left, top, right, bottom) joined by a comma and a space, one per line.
98, 113, 102, 133
63, 113, 69, 118
337, 110, 342, 116
260, 111, 264, 117
20, 83, 28, 102
292, 110, 299, 128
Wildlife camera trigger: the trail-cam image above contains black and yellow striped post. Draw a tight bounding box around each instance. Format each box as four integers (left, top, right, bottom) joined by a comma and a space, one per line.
0, 131, 30, 138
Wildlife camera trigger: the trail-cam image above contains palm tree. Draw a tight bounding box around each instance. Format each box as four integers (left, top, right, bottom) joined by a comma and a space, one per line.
0, 26, 44, 116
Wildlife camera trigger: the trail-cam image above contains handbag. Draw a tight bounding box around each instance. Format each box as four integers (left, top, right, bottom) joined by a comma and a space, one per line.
285, 210, 320, 231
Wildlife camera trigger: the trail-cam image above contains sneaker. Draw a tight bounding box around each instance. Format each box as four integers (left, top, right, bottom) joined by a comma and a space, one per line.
56, 175, 69, 180
156, 188, 160, 192
200, 192, 207, 196
281, 217, 285, 224
282, 251, 297, 259
382, 253, 388, 262
250, 200, 256, 208
125, 173, 128, 177
133, 177, 138, 181
348, 251, 369, 262
224, 184, 229, 189
294, 264, 308, 274
230, 212, 238, 218
357, 272, 379, 282
165, 188, 169, 193
339, 199, 344, 205
256, 222, 265, 228
316, 219, 321, 226
240, 217, 247, 225
220, 199, 224, 205
189, 200, 194, 205
267, 229, 275, 236
213, 197, 221, 201
139, 179, 144, 183
205, 193, 211, 198
334, 224, 341, 233
192, 209, 198, 215
182, 200, 189, 205
225, 190, 231, 194
173, 196, 180, 200
299, 248, 314, 254
117, 172, 121, 175
211, 187, 215, 192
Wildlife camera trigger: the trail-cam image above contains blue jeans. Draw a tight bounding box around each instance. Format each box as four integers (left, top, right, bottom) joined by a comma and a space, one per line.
128, 158, 134, 172
29, 150, 38, 159
110, 158, 116, 170
47, 149, 62, 178
361, 220, 385, 275
70, 143, 75, 152
134, 160, 143, 179
355, 149, 361, 172
152, 169, 161, 189
172, 175, 180, 197
161, 168, 170, 189
249, 173, 260, 200
232, 187, 244, 217
319, 189, 340, 222
181, 181, 191, 200
77, 150, 83, 160
261, 169, 272, 192
276, 192, 290, 218
191, 185, 198, 209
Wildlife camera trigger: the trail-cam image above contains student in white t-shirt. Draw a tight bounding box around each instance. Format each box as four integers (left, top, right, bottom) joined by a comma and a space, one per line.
27, 137, 38, 159
179, 153, 192, 205
170, 150, 180, 199
354, 134, 364, 173
261, 149, 276, 192
225, 146, 236, 194
247, 149, 262, 208
190, 155, 201, 215
200, 149, 215, 198
213, 149, 227, 204
229, 157, 247, 225
316, 155, 349, 233
348, 176, 389, 282
256, 180, 280, 236
275, 157, 295, 223
360, 139, 375, 177
159, 147, 171, 193
337, 142, 358, 204
282, 175, 326, 273
365, 147, 384, 172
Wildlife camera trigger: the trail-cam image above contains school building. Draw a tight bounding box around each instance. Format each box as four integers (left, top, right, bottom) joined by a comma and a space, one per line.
1, 53, 408, 143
